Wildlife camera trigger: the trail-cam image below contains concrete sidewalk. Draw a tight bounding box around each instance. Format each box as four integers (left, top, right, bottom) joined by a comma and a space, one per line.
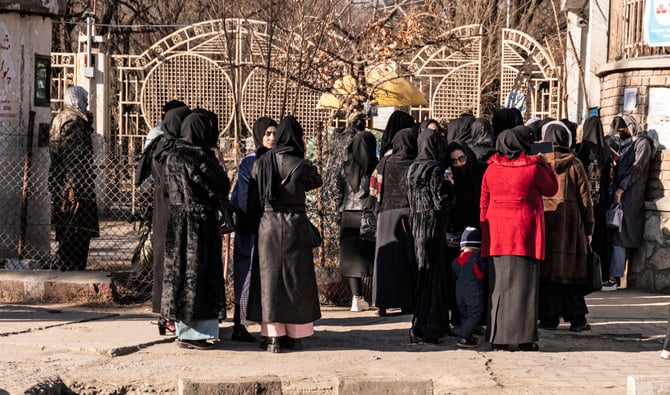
0, 289, 669, 394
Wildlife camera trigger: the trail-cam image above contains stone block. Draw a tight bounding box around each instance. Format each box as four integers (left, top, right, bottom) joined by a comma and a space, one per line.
650, 76, 668, 86
643, 213, 663, 244
661, 151, 670, 161
628, 375, 670, 395
178, 376, 282, 395
338, 377, 433, 395
650, 249, 670, 270
0, 271, 115, 303
660, 161, 670, 171
654, 273, 670, 293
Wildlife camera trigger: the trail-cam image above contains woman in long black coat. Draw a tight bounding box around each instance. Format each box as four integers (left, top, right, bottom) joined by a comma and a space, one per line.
247, 116, 323, 353
161, 112, 230, 350
369, 128, 418, 316
574, 116, 613, 280
603, 114, 654, 290
229, 117, 277, 342
407, 130, 453, 343
336, 131, 378, 312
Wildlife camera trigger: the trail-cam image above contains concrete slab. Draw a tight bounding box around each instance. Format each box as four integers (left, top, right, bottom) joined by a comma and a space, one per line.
627, 375, 670, 395
338, 377, 433, 394
0, 308, 171, 356
0, 304, 115, 335
178, 376, 282, 395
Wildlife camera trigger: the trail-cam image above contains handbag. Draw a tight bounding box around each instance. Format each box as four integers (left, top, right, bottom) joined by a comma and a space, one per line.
584, 244, 602, 294
216, 202, 235, 235
308, 220, 322, 248
359, 208, 377, 241
606, 202, 623, 229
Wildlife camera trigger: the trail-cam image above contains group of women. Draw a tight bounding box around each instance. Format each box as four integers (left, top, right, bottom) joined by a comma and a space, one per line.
337, 108, 654, 351
139, 101, 654, 352
139, 106, 322, 351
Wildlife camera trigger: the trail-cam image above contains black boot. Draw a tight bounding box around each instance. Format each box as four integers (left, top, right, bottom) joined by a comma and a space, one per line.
232, 324, 256, 342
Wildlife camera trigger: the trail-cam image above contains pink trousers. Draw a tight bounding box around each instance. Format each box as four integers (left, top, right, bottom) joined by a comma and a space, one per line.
261, 322, 314, 338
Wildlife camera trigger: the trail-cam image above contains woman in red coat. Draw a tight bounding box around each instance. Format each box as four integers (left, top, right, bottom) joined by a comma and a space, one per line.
480, 126, 558, 351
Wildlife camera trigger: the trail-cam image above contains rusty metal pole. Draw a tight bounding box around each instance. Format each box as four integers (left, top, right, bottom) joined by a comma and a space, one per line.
18, 111, 36, 260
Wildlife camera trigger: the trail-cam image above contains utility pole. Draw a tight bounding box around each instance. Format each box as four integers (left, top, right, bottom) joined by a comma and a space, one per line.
77, 10, 108, 213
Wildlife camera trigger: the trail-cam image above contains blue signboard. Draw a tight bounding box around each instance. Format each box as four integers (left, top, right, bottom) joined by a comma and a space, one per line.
645, 0, 670, 47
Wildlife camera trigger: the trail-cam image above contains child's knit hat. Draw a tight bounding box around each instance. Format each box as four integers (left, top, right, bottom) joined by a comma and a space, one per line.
460, 226, 481, 249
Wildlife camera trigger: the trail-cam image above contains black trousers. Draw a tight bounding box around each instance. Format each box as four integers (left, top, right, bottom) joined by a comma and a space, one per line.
56, 230, 91, 271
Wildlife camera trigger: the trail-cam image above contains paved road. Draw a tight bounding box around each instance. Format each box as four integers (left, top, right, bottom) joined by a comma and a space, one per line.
1, 289, 669, 394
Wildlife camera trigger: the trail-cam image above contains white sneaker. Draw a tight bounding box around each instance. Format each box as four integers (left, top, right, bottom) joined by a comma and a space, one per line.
351, 296, 370, 312
602, 280, 618, 291
661, 350, 670, 360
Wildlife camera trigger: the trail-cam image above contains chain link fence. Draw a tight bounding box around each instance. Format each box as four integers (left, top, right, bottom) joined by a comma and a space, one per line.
1, 116, 360, 306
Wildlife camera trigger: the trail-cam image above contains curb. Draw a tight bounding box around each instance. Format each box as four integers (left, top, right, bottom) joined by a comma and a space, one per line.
0, 270, 115, 302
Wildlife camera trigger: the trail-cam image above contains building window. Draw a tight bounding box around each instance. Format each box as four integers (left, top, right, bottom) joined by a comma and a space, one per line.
610, 0, 670, 60
34, 55, 50, 107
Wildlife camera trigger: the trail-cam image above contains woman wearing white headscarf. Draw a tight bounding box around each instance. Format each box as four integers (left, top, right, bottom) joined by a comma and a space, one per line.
48, 86, 99, 271
602, 114, 654, 291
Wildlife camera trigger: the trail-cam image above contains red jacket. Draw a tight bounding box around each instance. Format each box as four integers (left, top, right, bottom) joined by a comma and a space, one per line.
480, 153, 558, 260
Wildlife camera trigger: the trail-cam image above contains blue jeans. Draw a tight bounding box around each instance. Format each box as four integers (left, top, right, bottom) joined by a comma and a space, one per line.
609, 243, 626, 278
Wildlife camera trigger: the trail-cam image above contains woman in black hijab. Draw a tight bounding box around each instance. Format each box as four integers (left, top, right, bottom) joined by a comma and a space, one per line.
406, 130, 453, 343
134, 105, 191, 335
574, 117, 613, 279
379, 110, 415, 157
229, 116, 277, 343
336, 131, 379, 312
369, 128, 418, 316
470, 118, 495, 161
491, 108, 524, 142
247, 116, 323, 353
161, 112, 230, 349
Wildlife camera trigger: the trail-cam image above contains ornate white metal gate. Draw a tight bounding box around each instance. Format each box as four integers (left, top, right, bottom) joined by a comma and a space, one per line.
404, 24, 483, 121
500, 28, 561, 119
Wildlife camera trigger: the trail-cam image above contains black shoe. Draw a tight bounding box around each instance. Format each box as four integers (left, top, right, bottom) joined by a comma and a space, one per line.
491, 343, 509, 351
409, 329, 440, 344
266, 337, 281, 353
231, 325, 256, 342
260, 336, 268, 350
279, 336, 303, 350
377, 308, 387, 317
456, 337, 480, 348
538, 322, 558, 330
569, 323, 591, 332
518, 343, 540, 352
157, 317, 176, 336
178, 339, 213, 350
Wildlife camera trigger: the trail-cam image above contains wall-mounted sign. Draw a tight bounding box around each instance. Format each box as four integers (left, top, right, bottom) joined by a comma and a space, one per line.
623, 87, 638, 112
647, 87, 670, 149
644, 0, 670, 47
34, 55, 50, 107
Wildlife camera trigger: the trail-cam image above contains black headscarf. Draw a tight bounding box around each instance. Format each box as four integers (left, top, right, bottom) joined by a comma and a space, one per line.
492, 108, 524, 141
446, 114, 475, 143
380, 110, 415, 157
344, 131, 378, 192
581, 116, 612, 164
447, 140, 478, 176
179, 113, 211, 150
420, 119, 440, 133
407, 130, 447, 186
252, 117, 277, 156
390, 128, 418, 160
162, 100, 187, 118
542, 123, 571, 149
255, 116, 305, 204
496, 126, 532, 159
470, 118, 494, 159
152, 106, 191, 164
